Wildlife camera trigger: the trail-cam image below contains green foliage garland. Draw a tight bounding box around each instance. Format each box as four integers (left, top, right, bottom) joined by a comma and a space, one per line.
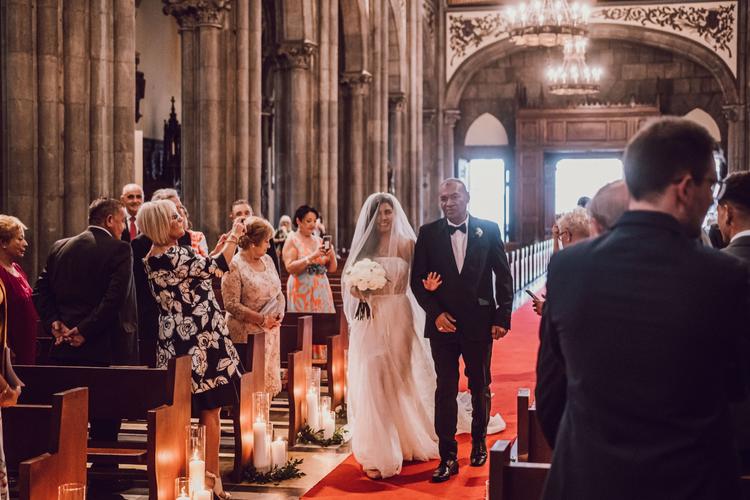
243, 457, 306, 485
296, 424, 345, 447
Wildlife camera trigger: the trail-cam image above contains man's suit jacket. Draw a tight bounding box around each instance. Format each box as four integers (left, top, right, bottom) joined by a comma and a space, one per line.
536, 211, 749, 500
33, 227, 138, 365
724, 235, 750, 264
411, 216, 513, 341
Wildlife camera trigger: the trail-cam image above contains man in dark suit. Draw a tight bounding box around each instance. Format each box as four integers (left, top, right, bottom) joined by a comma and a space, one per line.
34, 197, 138, 445
411, 178, 513, 482
536, 117, 749, 500
119, 183, 144, 242
717, 172, 750, 264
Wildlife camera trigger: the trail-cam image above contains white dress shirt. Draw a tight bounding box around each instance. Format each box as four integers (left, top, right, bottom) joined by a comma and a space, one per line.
448, 215, 469, 273
731, 229, 750, 243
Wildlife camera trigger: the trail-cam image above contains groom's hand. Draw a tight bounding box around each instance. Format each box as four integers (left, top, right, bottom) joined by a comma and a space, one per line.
435, 312, 457, 333
491, 326, 508, 340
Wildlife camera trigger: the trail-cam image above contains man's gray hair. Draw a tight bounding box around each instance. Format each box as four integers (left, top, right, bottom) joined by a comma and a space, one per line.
151, 188, 180, 202
439, 178, 468, 194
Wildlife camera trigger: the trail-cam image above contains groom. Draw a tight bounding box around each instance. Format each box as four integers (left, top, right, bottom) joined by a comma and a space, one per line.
411, 178, 513, 482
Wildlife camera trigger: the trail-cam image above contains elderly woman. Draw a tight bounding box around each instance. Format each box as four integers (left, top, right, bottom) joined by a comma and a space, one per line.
0, 215, 37, 364
137, 200, 243, 499
222, 217, 284, 395
273, 215, 292, 256
556, 207, 591, 250
282, 205, 337, 313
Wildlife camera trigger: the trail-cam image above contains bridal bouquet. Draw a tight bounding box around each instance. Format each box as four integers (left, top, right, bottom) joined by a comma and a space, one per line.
344, 258, 388, 320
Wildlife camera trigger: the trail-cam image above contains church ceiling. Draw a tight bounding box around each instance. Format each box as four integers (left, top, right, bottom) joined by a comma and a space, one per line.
446, 1, 738, 81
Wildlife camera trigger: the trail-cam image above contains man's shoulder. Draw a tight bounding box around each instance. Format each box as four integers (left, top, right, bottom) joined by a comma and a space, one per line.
418, 218, 444, 234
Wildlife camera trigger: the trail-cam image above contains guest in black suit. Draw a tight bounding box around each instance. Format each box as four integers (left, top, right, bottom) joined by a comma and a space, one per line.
33, 197, 138, 366
411, 178, 513, 482
132, 188, 191, 366
717, 172, 750, 264
119, 183, 144, 242
536, 117, 749, 500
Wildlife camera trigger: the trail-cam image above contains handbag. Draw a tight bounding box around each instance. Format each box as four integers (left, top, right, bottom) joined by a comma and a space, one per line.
0, 278, 23, 389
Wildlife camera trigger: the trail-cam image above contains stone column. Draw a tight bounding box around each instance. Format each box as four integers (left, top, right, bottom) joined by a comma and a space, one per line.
37, 0, 64, 262
236, 1, 250, 201
248, 0, 262, 207
443, 110, 461, 179
89, 0, 114, 197
318, 0, 332, 234
368, 0, 383, 194
342, 71, 372, 242
113, 0, 136, 191
327, 2, 339, 244
389, 93, 407, 203
723, 104, 748, 173
406, 0, 424, 226
277, 42, 317, 213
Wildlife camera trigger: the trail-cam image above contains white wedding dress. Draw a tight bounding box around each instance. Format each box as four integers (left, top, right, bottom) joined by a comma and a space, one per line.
348, 255, 440, 478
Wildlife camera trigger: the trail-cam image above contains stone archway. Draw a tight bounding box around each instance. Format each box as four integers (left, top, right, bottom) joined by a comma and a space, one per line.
339, 0, 369, 75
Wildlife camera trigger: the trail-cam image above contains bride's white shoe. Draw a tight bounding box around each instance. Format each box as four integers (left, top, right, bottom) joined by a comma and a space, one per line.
365, 468, 382, 480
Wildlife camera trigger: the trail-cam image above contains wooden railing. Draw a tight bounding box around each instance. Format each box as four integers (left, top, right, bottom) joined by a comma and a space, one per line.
507, 240, 553, 294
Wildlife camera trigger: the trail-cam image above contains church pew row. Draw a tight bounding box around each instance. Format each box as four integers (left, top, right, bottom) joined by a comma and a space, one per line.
489, 440, 550, 500
4, 387, 88, 500
14, 356, 191, 500
516, 388, 553, 463
286, 317, 313, 446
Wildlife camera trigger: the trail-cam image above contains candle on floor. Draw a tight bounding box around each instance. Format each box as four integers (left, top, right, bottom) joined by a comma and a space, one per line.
306, 388, 320, 430
322, 410, 335, 440
271, 437, 287, 466
188, 451, 205, 493
193, 490, 212, 500
175, 477, 190, 500
253, 417, 270, 471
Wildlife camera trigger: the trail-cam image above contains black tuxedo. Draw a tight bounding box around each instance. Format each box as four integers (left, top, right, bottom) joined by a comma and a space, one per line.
33, 226, 138, 365
412, 215, 513, 459
536, 211, 749, 500
724, 234, 750, 264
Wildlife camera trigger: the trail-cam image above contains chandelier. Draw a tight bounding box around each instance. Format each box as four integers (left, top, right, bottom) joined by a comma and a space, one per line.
506, 1, 591, 47
546, 38, 603, 95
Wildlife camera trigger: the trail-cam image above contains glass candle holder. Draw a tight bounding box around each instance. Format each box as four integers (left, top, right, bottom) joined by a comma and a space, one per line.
175, 477, 190, 500
186, 424, 206, 494
58, 483, 86, 500
320, 395, 331, 418
271, 436, 288, 467
253, 391, 270, 425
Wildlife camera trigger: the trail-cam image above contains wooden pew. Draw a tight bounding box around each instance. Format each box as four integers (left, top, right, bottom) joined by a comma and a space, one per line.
280, 315, 313, 370
287, 348, 308, 447
4, 387, 88, 500
488, 440, 550, 500
516, 388, 553, 463
14, 356, 191, 500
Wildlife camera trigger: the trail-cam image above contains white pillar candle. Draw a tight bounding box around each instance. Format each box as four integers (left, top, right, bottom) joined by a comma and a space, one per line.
193, 490, 212, 500
253, 418, 270, 470
322, 411, 335, 440
271, 438, 287, 466
306, 388, 319, 430
176, 495, 190, 500
188, 455, 205, 492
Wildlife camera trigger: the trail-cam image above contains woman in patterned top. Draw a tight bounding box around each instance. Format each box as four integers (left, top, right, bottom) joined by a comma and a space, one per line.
222, 217, 285, 395
282, 205, 337, 313
137, 200, 243, 498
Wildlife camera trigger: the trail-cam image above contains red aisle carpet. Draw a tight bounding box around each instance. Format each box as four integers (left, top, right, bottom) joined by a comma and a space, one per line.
303, 300, 541, 499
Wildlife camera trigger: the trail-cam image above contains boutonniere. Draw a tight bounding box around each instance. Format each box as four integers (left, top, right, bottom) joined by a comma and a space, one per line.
475, 227, 483, 238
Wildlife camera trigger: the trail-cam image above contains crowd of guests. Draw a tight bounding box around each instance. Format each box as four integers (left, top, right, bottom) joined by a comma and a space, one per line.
0, 177, 338, 496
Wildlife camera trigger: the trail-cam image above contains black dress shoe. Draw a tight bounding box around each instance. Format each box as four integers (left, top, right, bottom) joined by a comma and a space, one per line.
470, 440, 488, 466
431, 458, 459, 482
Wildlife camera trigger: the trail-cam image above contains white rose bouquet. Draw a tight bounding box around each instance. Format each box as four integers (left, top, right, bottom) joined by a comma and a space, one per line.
344, 258, 388, 320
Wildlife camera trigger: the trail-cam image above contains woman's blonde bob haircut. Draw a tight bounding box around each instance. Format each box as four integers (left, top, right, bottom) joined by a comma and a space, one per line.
136, 200, 179, 246
0, 215, 27, 244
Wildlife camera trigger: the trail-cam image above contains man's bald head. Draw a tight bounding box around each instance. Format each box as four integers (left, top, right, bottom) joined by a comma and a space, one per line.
588, 180, 630, 236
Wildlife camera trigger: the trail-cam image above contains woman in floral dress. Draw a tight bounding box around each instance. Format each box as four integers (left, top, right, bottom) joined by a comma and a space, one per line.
282, 205, 337, 313
222, 217, 285, 395
138, 200, 243, 499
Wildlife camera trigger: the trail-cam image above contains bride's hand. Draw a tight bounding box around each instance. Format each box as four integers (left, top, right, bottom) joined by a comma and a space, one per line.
422, 272, 443, 292
350, 286, 365, 300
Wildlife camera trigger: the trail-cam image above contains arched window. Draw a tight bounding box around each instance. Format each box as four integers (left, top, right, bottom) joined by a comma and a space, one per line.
464, 113, 508, 146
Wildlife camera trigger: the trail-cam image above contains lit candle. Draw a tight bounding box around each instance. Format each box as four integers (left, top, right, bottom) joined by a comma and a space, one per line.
188, 451, 205, 493
271, 437, 287, 467
306, 388, 319, 430
253, 417, 269, 470
176, 494, 190, 500
322, 411, 335, 440
193, 490, 212, 500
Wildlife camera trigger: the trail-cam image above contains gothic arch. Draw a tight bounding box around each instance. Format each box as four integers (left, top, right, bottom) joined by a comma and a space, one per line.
445, 24, 740, 109
339, 0, 369, 74
388, 0, 406, 94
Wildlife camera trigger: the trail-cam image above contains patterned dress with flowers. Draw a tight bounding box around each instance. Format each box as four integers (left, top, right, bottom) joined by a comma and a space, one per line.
285, 232, 335, 313
145, 246, 242, 410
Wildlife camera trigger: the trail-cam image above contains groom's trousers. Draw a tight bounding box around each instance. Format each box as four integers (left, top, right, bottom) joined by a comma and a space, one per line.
430, 335, 493, 460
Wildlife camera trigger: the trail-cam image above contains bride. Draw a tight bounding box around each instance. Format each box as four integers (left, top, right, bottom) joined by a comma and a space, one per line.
343, 193, 439, 479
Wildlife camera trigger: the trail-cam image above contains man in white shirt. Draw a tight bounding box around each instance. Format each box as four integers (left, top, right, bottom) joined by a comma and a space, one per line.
120, 183, 144, 242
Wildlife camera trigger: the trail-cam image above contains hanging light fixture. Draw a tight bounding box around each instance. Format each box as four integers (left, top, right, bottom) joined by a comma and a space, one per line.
505, 1, 591, 48
546, 38, 603, 95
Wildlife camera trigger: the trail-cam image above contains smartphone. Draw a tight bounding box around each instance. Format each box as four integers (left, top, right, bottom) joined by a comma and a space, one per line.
323, 235, 332, 251
525, 289, 540, 301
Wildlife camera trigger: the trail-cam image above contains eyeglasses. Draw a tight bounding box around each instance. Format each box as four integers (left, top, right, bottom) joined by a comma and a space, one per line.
171, 213, 182, 221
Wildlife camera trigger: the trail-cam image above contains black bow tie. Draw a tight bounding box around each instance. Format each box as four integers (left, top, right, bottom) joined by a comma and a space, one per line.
448, 223, 466, 235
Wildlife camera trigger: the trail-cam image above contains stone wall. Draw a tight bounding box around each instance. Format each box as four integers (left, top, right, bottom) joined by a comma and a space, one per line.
456, 40, 727, 152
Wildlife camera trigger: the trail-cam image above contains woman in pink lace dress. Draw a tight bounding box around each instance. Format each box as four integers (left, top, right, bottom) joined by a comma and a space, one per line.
222, 217, 285, 395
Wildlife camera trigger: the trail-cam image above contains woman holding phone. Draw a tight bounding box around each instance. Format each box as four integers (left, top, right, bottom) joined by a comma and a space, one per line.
222, 217, 285, 395
282, 205, 337, 313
